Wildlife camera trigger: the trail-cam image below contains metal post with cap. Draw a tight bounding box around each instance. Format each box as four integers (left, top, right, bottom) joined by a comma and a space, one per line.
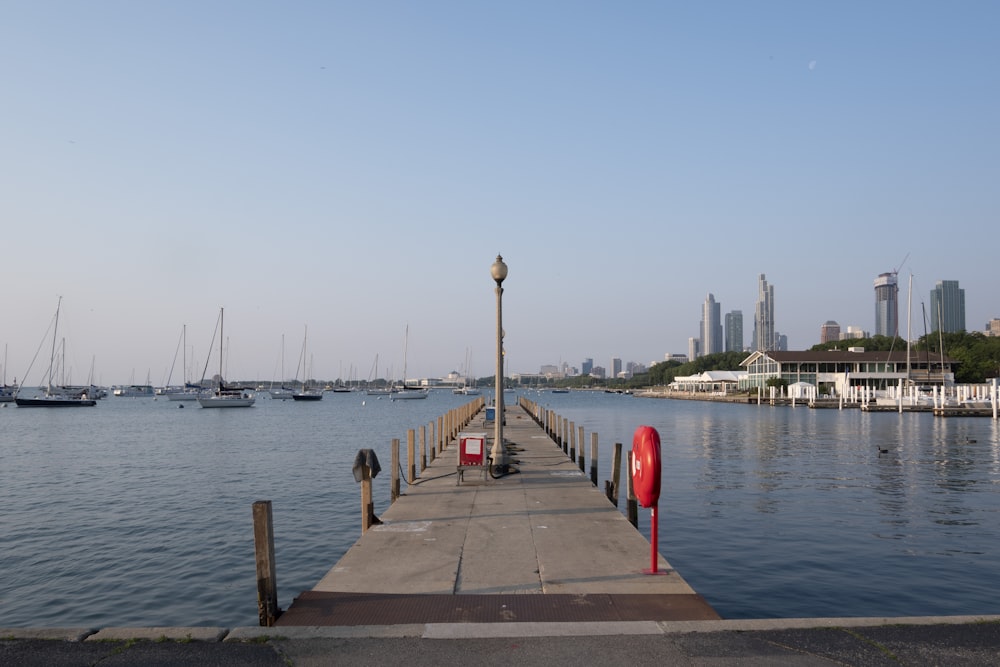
490, 254, 508, 475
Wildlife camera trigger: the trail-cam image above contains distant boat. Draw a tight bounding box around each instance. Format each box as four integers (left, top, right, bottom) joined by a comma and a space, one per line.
452, 348, 480, 395
161, 325, 201, 400
0, 344, 16, 402
291, 325, 323, 402
551, 388, 569, 394
365, 354, 394, 396
269, 335, 295, 400
15, 297, 97, 407
197, 307, 255, 408
391, 325, 428, 400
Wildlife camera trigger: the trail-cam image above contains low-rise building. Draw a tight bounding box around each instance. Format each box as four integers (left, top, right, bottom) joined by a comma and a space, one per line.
739, 348, 957, 395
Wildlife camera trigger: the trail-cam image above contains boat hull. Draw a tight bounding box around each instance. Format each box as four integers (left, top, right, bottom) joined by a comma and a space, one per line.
15, 396, 97, 407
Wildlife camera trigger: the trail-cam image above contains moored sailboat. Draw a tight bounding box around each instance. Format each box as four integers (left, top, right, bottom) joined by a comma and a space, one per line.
15, 297, 97, 407
391, 325, 428, 400
197, 307, 255, 408
291, 325, 323, 401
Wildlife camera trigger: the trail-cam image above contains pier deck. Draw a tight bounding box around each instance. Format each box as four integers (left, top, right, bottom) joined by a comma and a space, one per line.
276, 403, 719, 626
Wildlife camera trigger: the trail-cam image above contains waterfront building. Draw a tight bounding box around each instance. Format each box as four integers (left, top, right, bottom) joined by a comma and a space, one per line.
874, 272, 899, 337
610, 357, 622, 379
688, 337, 700, 361
987, 319, 1000, 337
930, 280, 966, 333
669, 370, 746, 393
740, 348, 957, 394
752, 274, 775, 351
581, 358, 593, 375
725, 310, 743, 352
820, 321, 840, 344
700, 293, 723, 356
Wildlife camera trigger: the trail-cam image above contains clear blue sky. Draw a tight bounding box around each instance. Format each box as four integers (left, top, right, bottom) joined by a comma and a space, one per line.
3, 2, 997, 385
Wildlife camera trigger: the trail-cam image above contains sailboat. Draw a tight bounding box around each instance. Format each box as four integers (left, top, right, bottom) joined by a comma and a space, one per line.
163, 325, 202, 400
0, 344, 17, 403
365, 354, 393, 396
453, 347, 480, 395
15, 297, 97, 407
292, 325, 323, 401
268, 334, 294, 400
391, 325, 428, 400
197, 307, 255, 408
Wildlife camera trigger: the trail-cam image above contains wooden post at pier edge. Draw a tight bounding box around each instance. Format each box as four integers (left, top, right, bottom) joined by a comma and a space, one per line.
407, 429, 416, 484
252, 500, 281, 626
360, 463, 374, 535
605, 442, 622, 506
626, 451, 638, 528
391, 438, 400, 503
590, 432, 599, 486
578, 425, 586, 473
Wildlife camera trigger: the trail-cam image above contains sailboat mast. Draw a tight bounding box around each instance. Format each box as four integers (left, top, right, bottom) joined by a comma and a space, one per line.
48, 297, 62, 393
219, 308, 224, 385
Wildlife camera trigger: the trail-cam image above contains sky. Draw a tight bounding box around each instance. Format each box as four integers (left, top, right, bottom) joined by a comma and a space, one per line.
2, 2, 997, 386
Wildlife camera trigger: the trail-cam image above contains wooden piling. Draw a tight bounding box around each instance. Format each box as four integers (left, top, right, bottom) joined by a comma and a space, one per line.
360, 464, 374, 534
437, 416, 444, 453
578, 425, 585, 473
590, 432, 598, 485
407, 429, 416, 484
391, 438, 400, 503
605, 442, 622, 506
569, 420, 576, 462
626, 451, 638, 528
420, 425, 427, 469
252, 500, 281, 627
428, 421, 436, 462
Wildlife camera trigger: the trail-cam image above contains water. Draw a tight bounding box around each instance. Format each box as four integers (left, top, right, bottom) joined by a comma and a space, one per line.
2, 391, 998, 626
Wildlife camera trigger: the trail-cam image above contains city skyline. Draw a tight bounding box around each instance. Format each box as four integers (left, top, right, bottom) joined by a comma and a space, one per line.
3, 3, 997, 384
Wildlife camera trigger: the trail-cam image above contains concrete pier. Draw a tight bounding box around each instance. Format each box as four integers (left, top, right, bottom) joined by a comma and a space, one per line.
275, 400, 718, 626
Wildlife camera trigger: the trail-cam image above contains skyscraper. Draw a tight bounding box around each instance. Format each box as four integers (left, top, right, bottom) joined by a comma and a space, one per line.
610, 357, 622, 379
820, 320, 841, 344
874, 272, 899, 337
752, 274, 775, 351
725, 310, 743, 352
930, 280, 966, 333
581, 358, 593, 376
700, 293, 723, 356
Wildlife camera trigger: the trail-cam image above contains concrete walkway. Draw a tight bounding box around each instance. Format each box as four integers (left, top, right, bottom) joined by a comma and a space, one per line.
275, 402, 717, 625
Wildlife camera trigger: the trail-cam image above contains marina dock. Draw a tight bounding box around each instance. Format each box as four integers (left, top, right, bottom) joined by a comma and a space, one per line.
274, 399, 719, 627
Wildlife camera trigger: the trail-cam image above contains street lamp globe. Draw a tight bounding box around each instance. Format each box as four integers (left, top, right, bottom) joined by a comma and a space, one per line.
491, 255, 508, 285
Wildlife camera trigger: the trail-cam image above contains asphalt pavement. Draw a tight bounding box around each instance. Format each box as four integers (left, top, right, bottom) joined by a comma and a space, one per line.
4, 617, 1000, 666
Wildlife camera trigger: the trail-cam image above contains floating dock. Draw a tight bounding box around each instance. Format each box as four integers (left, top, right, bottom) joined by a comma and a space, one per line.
275, 401, 719, 626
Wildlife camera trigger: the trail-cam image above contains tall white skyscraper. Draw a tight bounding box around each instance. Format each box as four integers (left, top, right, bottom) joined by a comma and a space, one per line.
753, 274, 775, 351
700, 293, 723, 356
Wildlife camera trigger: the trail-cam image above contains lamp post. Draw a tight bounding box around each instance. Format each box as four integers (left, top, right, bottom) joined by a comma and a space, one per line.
490, 254, 508, 475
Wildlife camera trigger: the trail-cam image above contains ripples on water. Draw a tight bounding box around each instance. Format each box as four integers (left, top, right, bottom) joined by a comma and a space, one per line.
3, 391, 998, 625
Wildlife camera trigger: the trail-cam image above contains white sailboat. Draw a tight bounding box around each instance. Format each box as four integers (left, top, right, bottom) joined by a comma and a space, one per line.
292, 325, 323, 401
391, 325, 428, 400
365, 353, 393, 396
15, 297, 97, 407
198, 307, 255, 408
163, 325, 202, 400
268, 334, 294, 400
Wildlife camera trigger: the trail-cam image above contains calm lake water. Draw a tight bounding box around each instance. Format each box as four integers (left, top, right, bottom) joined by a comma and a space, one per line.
3, 390, 998, 626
